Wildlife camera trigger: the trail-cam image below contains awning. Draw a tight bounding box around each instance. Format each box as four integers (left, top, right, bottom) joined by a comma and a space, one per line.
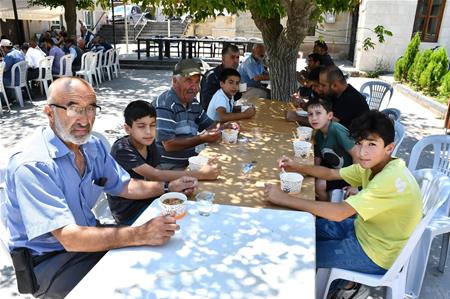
0, 0, 64, 21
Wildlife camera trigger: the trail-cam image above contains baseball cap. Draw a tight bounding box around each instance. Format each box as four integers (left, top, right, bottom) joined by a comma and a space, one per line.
173, 59, 202, 77
0, 39, 13, 47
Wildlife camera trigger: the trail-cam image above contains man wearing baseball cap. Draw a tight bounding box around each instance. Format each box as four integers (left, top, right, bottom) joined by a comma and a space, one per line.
154, 59, 221, 170
1, 39, 25, 91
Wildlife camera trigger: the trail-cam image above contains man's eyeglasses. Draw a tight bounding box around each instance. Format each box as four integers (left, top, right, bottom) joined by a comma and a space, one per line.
50, 104, 102, 117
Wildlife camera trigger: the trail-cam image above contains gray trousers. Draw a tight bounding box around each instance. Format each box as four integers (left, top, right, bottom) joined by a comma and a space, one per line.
32, 251, 106, 299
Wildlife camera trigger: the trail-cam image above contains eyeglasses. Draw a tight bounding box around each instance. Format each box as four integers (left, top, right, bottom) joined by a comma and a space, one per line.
50, 103, 101, 117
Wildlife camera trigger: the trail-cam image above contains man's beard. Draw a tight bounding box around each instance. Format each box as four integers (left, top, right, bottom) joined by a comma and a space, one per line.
53, 112, 91, 145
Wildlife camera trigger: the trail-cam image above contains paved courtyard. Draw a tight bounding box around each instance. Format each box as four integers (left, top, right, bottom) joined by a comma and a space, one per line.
0, 69, 449, 298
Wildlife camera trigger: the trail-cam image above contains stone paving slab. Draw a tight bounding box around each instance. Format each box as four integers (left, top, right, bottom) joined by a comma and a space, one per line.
0, 70, 449, 299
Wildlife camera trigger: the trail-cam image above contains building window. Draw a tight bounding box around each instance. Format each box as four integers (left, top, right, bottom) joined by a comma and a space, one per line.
413, 0, 447, 42
84, 11, 94, 30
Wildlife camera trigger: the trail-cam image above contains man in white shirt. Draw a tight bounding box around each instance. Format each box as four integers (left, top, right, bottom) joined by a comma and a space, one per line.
23, 40, 46, 80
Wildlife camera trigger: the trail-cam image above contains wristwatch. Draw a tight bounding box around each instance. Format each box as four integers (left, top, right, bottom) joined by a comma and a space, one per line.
164, 181, 169, 193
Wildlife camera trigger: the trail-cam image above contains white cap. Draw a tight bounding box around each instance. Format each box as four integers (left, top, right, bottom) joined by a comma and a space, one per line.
0, 39, 13, 47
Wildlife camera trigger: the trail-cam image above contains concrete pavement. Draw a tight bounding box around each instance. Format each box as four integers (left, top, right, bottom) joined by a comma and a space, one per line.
0, 69, 449, 298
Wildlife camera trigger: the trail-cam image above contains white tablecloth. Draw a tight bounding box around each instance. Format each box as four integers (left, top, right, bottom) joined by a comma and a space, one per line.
68, 201, 316, 299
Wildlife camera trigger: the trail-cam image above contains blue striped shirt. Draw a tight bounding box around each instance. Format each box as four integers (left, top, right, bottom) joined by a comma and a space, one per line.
155, 88, 214, 166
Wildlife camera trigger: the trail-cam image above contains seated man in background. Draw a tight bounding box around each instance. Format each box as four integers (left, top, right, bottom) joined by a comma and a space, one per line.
23, 40, 46, 80
314, 40, 334, 66
200, 44, 241, 110
108, 100, 220, 225
1, 39, 25, 101
265, 110, 422, 298
286, 68, 322, 126
5, 77, 197, 298
296, 52, 322, 87
238, 43, 270, 99
319, 65, 369, 129
63, 37, 83, 73
43, 38, 65, 75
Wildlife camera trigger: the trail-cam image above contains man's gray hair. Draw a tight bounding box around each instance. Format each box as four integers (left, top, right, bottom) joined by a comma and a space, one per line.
252, 43, 264, 51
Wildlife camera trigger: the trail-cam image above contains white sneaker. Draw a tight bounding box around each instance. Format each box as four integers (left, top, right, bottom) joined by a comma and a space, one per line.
332, 283, 370, 299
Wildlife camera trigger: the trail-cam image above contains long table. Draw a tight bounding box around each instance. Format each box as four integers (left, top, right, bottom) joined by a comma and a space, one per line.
68, 202, 316, 298
136, 37, 258, 60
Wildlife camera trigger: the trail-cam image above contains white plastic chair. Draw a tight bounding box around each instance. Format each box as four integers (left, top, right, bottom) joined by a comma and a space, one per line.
101, 48, 114, 81
199, 59, 211, 74
360, 81, 394, 110
111, 47, 121, 78
405, 135, 450, 298
54, 54, 73, 78
0, 61, 11, 114
381, 108, 401, 122
33, 56, 54, 97
408, 135, 450, 176
316, 171, 450, 299
94, 51, 103, 84
392, 121, 405, 157
90, 131, 116, 225
76, 52, 97, 87
5, 61, 33, 107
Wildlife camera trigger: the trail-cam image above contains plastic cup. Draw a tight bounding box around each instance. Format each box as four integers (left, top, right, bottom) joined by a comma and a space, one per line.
195, 191, 215, 216
188, 155, 208, 171
222, 129, 239, 144
296, 126, 313, 141
241, 105, 251, 112
159, 192, 188, 219
280, 172, 304, 194
292, 140, 312, 158
239, 83, 247, 92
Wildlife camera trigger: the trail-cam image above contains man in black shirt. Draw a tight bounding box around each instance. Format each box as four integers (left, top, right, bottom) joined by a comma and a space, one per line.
319, 65, 369, 128
200, 44, 241, 110
314, 40, 334, 66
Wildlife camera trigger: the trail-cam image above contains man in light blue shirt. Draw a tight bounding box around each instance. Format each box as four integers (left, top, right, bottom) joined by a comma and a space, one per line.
6, 77, 197, 298
1, 39, 25, 87
237, 43, 270, 99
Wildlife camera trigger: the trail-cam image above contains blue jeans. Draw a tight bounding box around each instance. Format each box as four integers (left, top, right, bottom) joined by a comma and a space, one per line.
316, 218, 386, 274
316, 218, 386, 293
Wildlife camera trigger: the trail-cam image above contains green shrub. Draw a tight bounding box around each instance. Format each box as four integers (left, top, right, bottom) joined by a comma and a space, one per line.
439, 71, 450, 98
394, 57, 405, 81
394, 33, 420, 81
411, 49, 433, 87
407, 52, 421, 83
418, 48, 449, 95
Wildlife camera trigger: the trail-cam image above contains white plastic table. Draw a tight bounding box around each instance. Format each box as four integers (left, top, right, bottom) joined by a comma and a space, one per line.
67, 201, 316, 299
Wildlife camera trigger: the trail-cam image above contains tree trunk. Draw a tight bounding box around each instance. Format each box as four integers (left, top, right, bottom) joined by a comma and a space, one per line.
249, 0, 318, 101
64, 0, 78, 37
267, 43, 299, 102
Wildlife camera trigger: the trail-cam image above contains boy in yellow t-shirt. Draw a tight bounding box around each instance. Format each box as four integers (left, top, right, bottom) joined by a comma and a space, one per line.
264, 110, 422, 298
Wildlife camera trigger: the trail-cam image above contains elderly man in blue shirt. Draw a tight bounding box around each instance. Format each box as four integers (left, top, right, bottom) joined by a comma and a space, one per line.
6, 77, 197, 298
1, 39, 25, 87
237, 43, 270, 99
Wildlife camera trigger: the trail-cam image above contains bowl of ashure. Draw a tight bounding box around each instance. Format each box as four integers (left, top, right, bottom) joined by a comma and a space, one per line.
159, 192, 188, 219
296, 109, 308, 117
